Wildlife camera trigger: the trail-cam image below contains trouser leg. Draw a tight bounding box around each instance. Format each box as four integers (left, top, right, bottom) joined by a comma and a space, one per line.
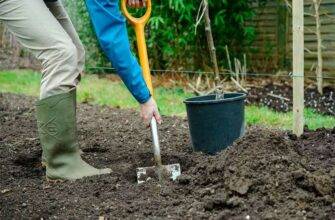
0, 0, 112, 180
0, 0, 80, 99
45, 1, 85, 79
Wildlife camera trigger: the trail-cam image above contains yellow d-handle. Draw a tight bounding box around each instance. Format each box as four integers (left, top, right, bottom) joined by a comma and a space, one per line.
121, 0, 154, 96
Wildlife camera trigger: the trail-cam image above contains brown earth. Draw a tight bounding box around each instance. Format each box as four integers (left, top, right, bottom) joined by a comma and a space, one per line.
0, 93, 335, 219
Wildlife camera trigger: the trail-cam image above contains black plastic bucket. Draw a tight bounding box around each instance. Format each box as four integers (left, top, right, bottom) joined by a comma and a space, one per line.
184, 93, 247, 154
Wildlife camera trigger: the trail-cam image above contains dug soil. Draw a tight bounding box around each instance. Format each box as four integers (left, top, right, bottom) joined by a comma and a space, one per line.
1, 93, 335, 219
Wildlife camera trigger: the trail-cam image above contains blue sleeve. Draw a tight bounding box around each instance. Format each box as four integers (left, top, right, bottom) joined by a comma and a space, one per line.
85, 0, 151, 104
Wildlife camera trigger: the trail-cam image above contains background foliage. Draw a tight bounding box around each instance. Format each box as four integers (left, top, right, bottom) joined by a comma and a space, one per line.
63, 0, 259, 72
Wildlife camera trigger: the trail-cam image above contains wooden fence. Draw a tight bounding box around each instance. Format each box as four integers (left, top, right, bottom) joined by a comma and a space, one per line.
249, 0, 335, 79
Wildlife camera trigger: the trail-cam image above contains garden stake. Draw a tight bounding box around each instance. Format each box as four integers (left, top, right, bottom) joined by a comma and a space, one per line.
121, 0, 181, 184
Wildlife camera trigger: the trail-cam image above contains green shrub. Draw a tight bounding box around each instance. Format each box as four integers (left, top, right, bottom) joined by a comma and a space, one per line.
63, 0, 258, 72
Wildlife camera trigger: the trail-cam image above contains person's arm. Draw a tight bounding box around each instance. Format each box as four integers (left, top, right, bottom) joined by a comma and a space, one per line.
85, 0, 161, 124
85, 0, 149, 104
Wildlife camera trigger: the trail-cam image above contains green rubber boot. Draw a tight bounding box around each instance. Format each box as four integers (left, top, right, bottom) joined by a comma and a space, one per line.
36, 90, 111, 180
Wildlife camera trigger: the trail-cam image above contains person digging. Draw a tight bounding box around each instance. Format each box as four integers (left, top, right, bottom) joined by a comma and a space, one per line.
0, 0, 161, 180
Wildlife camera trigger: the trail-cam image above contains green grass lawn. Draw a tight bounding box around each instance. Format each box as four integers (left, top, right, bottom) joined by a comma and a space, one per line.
1, 69, 334, 130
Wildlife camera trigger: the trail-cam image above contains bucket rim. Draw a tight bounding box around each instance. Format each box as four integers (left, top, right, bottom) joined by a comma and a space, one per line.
184, 92, 247, 105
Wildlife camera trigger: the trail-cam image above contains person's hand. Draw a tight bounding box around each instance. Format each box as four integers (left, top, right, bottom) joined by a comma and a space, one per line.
127, 0, 146, 8
140, 97, 162, 126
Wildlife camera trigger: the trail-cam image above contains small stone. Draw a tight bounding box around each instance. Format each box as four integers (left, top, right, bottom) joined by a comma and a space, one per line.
22, 203, 27, 207
296, 210, 305, 216
226, 196, 242, 208
1, 189, 11, 194
229, 178, 252, 195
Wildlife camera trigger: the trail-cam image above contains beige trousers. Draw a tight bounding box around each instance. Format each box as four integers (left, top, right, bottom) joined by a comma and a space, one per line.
0, 0, 85, 99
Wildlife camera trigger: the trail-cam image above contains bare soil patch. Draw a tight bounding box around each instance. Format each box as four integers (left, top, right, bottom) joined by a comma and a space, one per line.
1, 93, 334, 219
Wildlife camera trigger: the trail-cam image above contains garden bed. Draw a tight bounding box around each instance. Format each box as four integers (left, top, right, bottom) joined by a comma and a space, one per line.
1, 93, 335, 219
247, 82, 335, 116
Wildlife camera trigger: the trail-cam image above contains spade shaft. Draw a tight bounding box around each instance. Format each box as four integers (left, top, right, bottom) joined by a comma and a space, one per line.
121, 0, 160, 169
151, 117, 162, 167
121, 0, 181, 183
150, 117, 163, 181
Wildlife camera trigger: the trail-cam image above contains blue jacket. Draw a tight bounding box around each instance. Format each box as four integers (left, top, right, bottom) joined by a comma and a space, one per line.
85, 0, 151, 104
